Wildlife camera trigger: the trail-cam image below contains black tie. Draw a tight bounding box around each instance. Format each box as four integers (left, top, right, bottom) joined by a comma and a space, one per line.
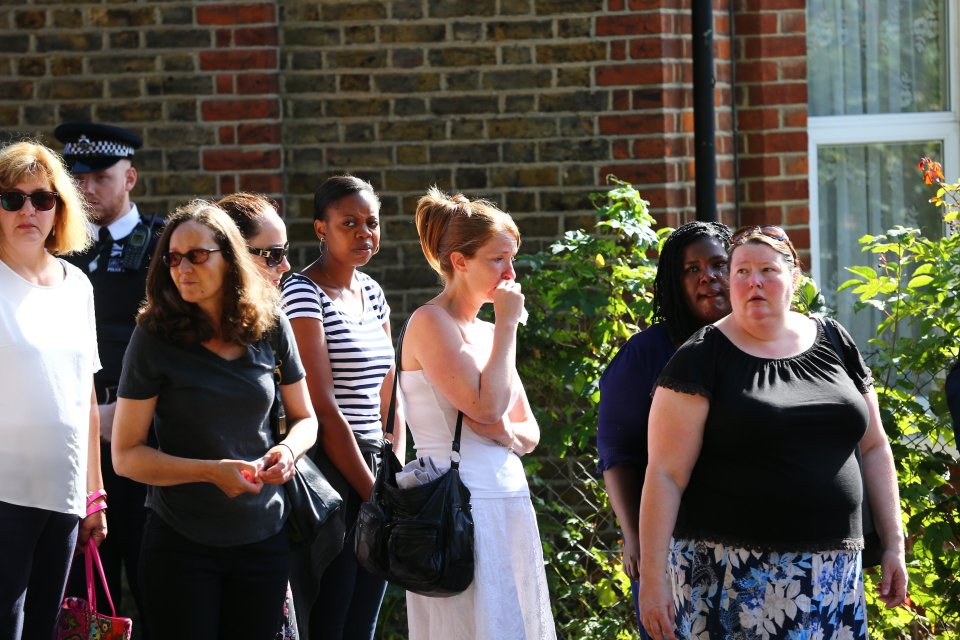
94, 227, 112, 272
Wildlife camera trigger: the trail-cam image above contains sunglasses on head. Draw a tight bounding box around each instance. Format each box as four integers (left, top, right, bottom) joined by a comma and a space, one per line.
0, 190, 59, 213
731, 224, 789, 245
248, 243, 289, 268
162, 248, 222, 268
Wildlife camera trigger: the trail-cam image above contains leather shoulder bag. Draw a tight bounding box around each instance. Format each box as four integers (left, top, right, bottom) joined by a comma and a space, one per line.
270, 327, 343, 550
353, 314, 475, 597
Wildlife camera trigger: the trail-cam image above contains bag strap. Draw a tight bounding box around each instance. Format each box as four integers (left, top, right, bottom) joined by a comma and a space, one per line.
269, 321, 287, 437
84, 540, 118, 617
387, 309, 465, 468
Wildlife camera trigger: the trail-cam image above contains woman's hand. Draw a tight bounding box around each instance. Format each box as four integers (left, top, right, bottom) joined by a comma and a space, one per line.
639, 573, 677, 640
212, 459, 264, 497
493, 280, 525, 326
622, 535, 640, 582
258, 445, 296, 485
876, 547, 908, 608
77, 510, 107, 550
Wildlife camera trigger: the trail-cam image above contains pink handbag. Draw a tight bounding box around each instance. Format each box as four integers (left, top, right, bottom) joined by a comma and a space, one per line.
55, 540, 132, 640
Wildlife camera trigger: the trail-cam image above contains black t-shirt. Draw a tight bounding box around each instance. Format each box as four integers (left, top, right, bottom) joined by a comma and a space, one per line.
656, 319, 872, 552
118, 314, 305, 547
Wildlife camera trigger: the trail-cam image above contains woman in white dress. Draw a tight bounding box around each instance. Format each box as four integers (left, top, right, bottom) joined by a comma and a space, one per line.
399, 187, 556, 640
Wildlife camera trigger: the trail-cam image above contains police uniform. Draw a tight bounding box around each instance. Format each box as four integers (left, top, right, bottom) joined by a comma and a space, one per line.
56, 123, 160, 631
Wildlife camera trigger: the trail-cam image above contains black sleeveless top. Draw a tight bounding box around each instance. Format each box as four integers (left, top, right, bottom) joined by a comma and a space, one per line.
656, 319, 872, 553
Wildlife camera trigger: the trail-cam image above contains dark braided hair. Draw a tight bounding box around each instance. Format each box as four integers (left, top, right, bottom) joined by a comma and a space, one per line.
652, 221, 732, 346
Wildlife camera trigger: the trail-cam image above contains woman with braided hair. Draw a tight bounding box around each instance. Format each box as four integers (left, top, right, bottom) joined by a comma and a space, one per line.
597, 221, 732, 634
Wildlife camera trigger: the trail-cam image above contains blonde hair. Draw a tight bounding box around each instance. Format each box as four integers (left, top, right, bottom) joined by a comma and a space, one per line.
414, 186, 520, 283
0, 141, 91, 255
138, 200, 278, 345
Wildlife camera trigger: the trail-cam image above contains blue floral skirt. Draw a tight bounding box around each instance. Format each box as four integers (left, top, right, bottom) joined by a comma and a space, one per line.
669, 538, 866, 639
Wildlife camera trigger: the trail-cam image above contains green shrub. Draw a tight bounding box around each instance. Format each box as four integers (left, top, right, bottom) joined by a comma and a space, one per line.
835, 161, 960, 636
517, 176, 661, 638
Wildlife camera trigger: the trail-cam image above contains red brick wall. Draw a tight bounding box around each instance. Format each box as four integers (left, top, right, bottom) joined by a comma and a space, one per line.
0, 0, 811, 305
197, 3, 283, 202
732, 1, 810, 258
597, 1, 737, 231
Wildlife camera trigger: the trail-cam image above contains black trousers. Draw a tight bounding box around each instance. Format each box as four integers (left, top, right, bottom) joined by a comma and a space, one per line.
0, 501, 79, 640
139, 511, 290, 640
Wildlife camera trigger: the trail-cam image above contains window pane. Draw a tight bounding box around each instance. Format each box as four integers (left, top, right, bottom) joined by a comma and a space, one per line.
817, 141, 943, 347
808, 0, 948, 116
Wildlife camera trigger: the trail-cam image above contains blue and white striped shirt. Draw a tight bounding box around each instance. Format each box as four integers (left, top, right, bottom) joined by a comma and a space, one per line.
281, 271, 393, 434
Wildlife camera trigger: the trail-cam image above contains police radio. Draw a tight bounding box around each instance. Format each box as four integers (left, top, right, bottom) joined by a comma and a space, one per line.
121, 215, 159, 270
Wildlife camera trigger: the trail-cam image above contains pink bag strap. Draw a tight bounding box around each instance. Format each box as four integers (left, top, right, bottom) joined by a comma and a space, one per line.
83, 539, 118, 617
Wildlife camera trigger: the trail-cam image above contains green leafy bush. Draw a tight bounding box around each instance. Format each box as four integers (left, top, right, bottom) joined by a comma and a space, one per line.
836, 159, 960, 637
517, 177, 662, 637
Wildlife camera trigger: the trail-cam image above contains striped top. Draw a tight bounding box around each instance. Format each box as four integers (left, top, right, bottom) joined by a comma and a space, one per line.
281, 271, 393, 434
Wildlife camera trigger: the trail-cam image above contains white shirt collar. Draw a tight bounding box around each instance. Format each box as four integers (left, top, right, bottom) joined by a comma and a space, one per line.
93, 204, 140, 241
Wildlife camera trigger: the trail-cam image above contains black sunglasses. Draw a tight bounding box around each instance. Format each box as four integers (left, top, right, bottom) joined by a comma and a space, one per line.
248, 243, 289, 268
162, 248, 222, 268
0, 190, 59, 212
731, 224, 789, 245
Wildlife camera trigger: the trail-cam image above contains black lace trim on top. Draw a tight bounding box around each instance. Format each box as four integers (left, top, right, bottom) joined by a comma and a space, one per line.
656, 374, 711, 400
673, 529, 865, 554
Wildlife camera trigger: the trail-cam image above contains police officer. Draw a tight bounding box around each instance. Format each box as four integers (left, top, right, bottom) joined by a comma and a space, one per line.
55, 122, 161, 631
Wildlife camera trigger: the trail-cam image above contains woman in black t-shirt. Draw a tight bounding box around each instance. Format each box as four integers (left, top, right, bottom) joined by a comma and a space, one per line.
112, 201, 318, 640
638, 225, 907, 640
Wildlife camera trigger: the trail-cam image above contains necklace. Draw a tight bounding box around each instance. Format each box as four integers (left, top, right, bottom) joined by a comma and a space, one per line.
314, 275, 355, 302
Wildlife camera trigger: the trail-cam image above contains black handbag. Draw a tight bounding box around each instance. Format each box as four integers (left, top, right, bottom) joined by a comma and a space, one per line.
353, 316, 475, 597
269, 329, 343, 550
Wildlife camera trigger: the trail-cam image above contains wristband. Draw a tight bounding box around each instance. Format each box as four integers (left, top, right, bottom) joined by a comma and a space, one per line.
278, 442, 296, 461
86, 500, 107, 517
86, 489, 107, 506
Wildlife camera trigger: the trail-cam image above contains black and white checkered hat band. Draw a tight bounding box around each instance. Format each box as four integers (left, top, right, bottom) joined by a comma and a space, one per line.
63, 135, 135, 158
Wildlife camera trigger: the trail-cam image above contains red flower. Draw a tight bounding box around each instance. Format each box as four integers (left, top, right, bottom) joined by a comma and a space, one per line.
918, 156, 945, 186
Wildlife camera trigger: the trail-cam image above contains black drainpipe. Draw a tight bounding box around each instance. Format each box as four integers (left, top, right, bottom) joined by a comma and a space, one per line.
692, 1, 717, 222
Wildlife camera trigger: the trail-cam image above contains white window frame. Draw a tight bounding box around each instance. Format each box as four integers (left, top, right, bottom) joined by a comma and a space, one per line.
807, 3, 960, 287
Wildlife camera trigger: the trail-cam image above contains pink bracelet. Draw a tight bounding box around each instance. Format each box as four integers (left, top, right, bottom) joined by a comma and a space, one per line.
85, 489, 108, 517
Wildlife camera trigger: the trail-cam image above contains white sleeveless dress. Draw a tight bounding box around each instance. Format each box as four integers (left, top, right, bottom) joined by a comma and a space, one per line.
400, 368, 556, 640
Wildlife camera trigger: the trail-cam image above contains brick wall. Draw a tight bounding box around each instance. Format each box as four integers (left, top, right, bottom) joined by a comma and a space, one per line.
0, 0, 811, 310
0, 2, 284, 219
732, 1, 810, 262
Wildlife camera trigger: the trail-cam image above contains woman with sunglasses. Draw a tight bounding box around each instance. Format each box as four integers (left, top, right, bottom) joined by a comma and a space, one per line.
216, 192, 299, 640
639, 226, 907, 640
111, 201, 318, 639
597, 221, 731, 637
280, 175, 400, 640
0, 141, 105, 639
217, 192, 291, 287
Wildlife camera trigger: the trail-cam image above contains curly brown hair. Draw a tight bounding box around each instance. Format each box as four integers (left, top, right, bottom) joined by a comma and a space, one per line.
138, 200, 278, 346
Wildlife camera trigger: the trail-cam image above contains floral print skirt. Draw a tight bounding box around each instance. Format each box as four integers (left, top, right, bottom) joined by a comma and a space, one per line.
669, 538, 866, 640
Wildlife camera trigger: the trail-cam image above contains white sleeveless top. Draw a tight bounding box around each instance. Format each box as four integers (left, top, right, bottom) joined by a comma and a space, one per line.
399, 368, 529, 499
